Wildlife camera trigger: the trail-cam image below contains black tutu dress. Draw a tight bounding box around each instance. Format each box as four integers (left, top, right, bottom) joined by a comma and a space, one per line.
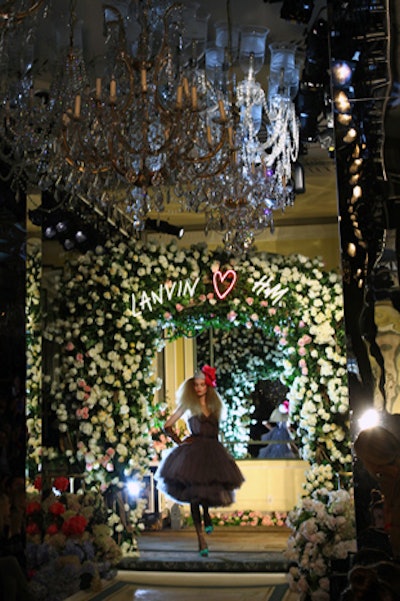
155, 413, 244, 507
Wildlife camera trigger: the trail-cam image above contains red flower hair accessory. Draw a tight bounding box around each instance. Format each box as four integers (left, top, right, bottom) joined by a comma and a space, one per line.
201, 365, 217, 388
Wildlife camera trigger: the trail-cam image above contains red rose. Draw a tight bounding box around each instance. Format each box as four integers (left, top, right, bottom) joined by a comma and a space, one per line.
49, 501, 66, 516
34, 475, 42, 491
26, 523, 40, 535
46, 523, 59, 535
26, 501, 42, 515
62, 515, 88, 536
53, 476, 70, 493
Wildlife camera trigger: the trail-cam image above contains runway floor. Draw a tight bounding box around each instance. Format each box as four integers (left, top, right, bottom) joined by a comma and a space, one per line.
68, 527, 298, 601
122, 526, 292, 571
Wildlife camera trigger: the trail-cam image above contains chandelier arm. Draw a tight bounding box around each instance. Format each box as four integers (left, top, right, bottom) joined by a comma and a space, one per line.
178, 129, 230, 165
0, 0, 45, 24
61, 124, 112, 176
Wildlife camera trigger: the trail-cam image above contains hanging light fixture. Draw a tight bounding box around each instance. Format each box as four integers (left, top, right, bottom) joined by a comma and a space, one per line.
0, 0, 300, 254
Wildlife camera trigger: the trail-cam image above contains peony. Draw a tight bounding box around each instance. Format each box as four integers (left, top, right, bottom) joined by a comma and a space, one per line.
49, 501, 66, 516
62, 515, 88, 536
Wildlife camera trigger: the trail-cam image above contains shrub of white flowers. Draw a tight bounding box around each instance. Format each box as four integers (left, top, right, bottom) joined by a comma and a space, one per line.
27, 238, 352, 537
285, 487, 357, 601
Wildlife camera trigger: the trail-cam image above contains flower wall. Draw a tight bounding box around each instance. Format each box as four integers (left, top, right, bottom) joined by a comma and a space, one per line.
27, 239, 352, 532
26, 242, 43, 472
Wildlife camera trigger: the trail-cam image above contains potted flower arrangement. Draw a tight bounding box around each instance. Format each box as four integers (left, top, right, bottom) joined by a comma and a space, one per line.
284, 486, 357, 601
26, 476, 123, 601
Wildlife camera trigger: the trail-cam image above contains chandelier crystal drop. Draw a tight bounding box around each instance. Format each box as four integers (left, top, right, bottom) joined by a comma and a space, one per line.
0, 0, 300, 254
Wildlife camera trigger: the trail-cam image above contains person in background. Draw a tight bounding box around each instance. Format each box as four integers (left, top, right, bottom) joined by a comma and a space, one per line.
258, 401, 298, 459
155, 365, 244, 557
354, 425, 400, 559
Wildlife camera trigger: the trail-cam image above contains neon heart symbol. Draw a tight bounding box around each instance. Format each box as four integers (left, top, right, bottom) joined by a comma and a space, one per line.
213, 269, 237, 300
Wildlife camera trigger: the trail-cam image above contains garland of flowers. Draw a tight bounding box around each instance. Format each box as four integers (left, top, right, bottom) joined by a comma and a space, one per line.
37, 239, 351, 538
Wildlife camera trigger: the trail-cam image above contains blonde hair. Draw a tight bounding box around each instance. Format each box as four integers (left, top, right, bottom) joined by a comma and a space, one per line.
176, 376, 224, 420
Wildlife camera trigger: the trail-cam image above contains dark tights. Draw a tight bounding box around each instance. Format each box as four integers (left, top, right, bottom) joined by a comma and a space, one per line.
190, 502, 211, 549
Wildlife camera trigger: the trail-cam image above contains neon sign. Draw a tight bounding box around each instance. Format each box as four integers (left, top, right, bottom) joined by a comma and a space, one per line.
131, 277, 200, 317
131, 269, 288, 318
252, 275, 288, 305
212, 269, 237, 300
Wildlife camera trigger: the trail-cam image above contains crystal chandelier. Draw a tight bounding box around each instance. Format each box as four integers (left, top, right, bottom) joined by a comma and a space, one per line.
0, 0, 300, 254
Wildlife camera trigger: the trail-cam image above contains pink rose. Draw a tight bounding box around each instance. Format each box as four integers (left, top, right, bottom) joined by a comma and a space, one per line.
175, 303, 184, 312
245, 297, 254, 305
268, 308, 277, 315
66, 342, 74, 351
227, 311, 237, 322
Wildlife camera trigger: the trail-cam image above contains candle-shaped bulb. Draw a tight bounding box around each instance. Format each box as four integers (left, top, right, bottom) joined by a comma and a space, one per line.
96, 78, 102, 100
110, 79, 117, 102
74, 94, 81, 118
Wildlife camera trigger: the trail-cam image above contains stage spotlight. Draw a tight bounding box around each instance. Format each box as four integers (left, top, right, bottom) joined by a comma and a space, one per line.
56, 220, 68, 233
63, 238, 75, 250
146, 219, 185, 239
44, 225, 56, 239
358, 408, 380, 431
28, 208, 44, 226
126, 479, 141, 498
75, 230, 87, 244
332, 60, 354, 87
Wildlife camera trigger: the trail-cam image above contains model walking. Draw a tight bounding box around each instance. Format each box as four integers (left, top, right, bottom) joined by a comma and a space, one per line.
155, 365, 244, 556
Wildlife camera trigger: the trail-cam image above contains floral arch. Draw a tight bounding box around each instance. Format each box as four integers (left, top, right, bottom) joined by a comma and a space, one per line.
27, 238, 351, 533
